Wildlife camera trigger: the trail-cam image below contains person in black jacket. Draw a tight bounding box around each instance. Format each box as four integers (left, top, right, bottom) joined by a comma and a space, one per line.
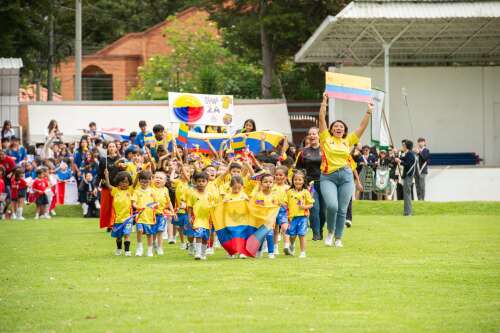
395, 140, 416, 216
79, 172, 98, 217
415, 137, 430, 200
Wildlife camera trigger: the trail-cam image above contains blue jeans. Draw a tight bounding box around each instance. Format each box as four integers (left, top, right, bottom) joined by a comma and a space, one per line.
310, 181, 326, 237
320, 168, 354, 239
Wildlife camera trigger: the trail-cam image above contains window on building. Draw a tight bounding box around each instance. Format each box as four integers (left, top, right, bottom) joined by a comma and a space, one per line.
81, 65, 113, 100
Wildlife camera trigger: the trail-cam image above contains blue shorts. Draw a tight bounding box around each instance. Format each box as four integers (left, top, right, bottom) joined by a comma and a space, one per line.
111, 222, 133, 238
184, 221, 194, 237
192, 227, 210, 241
173, 213, 188, 227
276, 206, 288, 226
136, 223, 155, 235
286, 216, 308, 237
153, 214, 167, 233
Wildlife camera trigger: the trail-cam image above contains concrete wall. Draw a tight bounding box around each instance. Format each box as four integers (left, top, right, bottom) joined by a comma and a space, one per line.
333, 66, 500, 166
426, 167, 500, 202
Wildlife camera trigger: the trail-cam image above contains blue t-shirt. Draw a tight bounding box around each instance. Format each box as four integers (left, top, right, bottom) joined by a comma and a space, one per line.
7, 147, 27, 164
134, 131, 154, 148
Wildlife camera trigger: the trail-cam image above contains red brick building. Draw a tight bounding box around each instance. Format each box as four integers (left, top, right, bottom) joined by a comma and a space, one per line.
55, 7, 214, 101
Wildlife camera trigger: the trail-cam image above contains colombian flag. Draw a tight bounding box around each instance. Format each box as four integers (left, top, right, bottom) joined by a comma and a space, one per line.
325, 72, 372, 103
230, 136, 246, 154
178, 123, 189, 144
211, 199, 279, 257
234, 131, 285, 153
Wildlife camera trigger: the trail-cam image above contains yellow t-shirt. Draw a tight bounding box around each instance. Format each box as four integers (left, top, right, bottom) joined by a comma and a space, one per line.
187, 189, 216, 230
111, 187, 133, 224
133, 187, 157, 224
172, 178, 189, 214
251, 190, 280, 207
272, 183, 289, 206
244, 176, 259, 196
125, 162, 139, 184
152, 185, 171, 213
286, 188, 314, 219
319, 130, 359, 174
223, 191, 249, 202
207, 180, 220, 202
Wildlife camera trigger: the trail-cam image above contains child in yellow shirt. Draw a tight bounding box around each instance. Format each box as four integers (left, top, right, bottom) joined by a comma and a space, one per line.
285, 170, 314, 258
273, 166, 290, 255
132, 170, 158, 257
152, 171, 176, 256
187, 171, 217, 260
105, 169, 134, 256
171, 164, 191, 250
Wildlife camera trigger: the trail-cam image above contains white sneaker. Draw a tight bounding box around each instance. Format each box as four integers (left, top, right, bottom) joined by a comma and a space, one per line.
12, 214, 17, 220
135, 245, 143, 256
228, 254, 237, 259
115, 249, 122, 256
179, 243, 187, 250
51, 211, 56, 216
200, 255, 207, 260
345, 220, 352, 228
268, 253, 275, 259
299, 252, 306, 258
206, 247, 214, 255
168, 238, 176, 244
34, 214, 39, 220
44, 214, 51, 220
334, 239, 343, 248
157, 247, 164, 256
162, 233, 169, 240
147, 247, 154, 257
325, 233, 334, 246
17, 216, 25, 221
125, 251, 132, 257
194, 253, 201, 260
239, 254, 247, 259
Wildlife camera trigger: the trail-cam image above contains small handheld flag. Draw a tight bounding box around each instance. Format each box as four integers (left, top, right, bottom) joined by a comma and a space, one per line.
178, 123, 189, 144
231, 136, 246, 154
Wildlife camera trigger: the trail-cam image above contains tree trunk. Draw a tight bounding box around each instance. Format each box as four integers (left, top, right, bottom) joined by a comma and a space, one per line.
260, 0, 273, 99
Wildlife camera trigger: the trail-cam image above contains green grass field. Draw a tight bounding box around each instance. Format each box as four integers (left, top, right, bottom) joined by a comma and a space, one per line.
1, 202, 499, 333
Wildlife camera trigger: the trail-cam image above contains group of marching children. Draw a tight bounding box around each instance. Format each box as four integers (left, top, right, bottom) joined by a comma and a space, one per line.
105, 124, 315, 260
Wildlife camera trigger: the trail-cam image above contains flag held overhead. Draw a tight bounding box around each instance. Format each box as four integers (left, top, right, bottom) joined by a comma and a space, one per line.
325, 72, 372, 103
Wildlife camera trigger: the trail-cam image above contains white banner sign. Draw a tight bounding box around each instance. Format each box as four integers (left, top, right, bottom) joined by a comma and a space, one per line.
168, 92, 234, 126
371, 89, 390, 148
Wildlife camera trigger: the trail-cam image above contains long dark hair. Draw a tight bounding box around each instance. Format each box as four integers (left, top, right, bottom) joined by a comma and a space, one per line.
1, 120, 11, 138
242, 119, 256, 133
329, 120, 348, 139
48, 119, 59, 134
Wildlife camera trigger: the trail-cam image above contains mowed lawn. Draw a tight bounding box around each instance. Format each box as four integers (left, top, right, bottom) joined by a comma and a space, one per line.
0, 202, 499, 333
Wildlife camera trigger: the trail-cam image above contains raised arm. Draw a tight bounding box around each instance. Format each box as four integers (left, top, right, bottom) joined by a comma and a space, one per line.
354, 103, 373, 139
319, 92, 328, 133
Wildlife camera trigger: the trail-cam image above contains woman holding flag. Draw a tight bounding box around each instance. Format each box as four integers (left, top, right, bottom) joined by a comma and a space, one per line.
318, 92, 372, 248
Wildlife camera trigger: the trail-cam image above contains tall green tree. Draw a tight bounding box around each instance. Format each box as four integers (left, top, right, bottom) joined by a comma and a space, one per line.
128, 16, 261, 100
204, 0, 346, 99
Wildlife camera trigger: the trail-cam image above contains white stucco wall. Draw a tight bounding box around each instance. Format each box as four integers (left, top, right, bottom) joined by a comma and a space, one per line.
333, 66, 500, 166
426, 167, 500, 202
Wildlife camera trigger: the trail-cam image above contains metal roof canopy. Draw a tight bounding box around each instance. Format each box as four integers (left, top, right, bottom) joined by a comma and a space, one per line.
294, 1, 500, 125
295, 1, 500, 66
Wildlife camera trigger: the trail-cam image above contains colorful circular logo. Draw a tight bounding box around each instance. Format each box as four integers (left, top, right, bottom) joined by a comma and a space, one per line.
173, 95, 204, 123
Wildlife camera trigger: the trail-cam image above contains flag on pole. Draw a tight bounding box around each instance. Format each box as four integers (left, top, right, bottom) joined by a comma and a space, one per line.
178, 123, 189, 144
371, 89, 390, 149
325, 72, 372, 103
